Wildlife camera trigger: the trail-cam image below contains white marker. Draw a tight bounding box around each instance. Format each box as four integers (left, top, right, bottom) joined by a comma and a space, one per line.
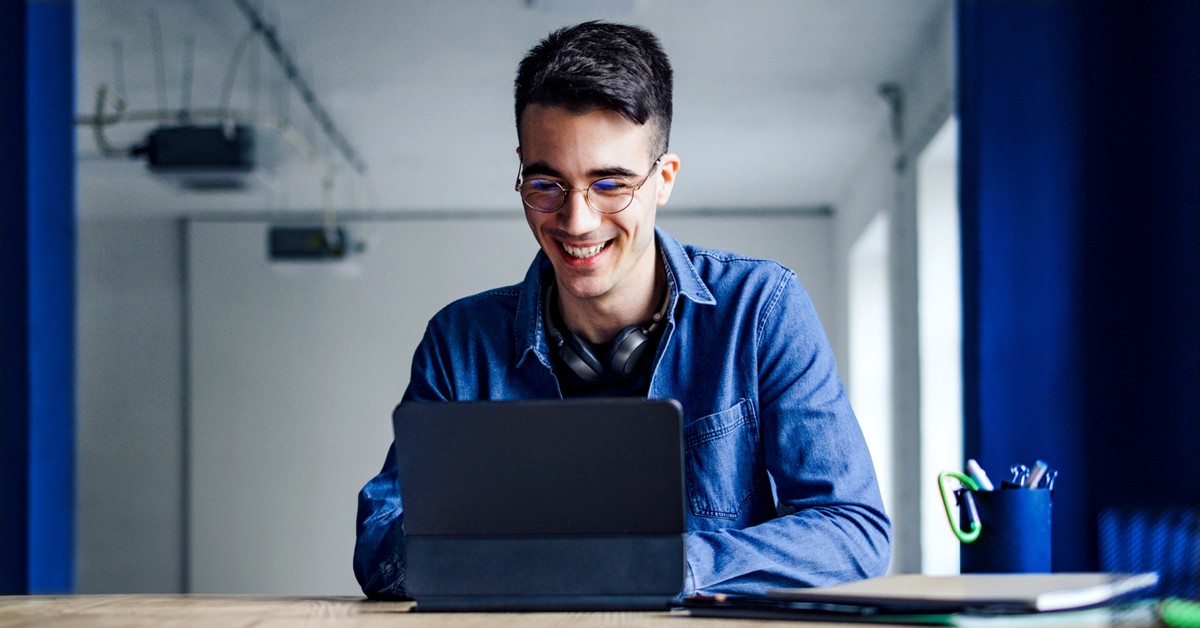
1025, 459, 1049, 489
966, 458, 995, 491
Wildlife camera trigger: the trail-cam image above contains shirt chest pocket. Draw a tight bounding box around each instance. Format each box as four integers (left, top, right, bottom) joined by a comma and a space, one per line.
683, 399, 762, 519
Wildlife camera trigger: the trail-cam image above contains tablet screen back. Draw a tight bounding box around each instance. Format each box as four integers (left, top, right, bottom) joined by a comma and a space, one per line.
392, 398, 686, 610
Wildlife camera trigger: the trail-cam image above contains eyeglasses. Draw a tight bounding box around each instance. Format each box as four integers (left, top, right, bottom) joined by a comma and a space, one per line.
515, 156, 663, 215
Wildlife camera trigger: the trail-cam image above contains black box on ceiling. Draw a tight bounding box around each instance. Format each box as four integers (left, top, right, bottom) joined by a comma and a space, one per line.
144, 124, 255, 189
269, 226, 348, 261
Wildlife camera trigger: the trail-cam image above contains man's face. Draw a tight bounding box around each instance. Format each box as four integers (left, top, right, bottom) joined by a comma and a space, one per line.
517, 104, 677, 309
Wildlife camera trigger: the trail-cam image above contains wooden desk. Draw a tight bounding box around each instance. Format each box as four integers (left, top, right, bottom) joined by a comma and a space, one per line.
0, 594, 827, 627
0, 594, 1160, 627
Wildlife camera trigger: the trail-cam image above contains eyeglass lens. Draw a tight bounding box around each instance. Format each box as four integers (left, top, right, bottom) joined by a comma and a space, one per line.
520, 178, 637, 214
518, 157, 661, 214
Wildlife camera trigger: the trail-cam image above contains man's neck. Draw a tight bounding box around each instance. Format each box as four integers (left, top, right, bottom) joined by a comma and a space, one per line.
557, 252, 666, 345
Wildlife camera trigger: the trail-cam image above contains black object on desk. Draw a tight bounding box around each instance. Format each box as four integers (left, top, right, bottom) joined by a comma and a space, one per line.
392, 398, 687, 611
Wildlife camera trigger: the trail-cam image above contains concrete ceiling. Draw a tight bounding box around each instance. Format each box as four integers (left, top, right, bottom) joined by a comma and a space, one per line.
75, 0, 950, 216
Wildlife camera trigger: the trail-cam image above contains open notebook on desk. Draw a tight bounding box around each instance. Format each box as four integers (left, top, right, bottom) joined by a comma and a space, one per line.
683, 572, 1159, 624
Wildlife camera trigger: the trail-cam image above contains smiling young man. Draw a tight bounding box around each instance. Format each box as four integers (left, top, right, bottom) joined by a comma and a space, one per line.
355, 20, 891, 599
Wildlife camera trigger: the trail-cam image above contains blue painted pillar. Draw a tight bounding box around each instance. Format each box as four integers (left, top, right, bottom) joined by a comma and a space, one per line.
0, 0, 76, 594
959, 0, 1200, 571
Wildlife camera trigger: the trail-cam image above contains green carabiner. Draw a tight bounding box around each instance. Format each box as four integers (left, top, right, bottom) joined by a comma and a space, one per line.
938, 470, 982, 543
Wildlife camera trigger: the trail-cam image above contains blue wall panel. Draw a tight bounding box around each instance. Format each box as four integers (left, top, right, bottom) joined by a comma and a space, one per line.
960, 0, 1200, 571
0, 0, 76, 594
0, 0, 34, 595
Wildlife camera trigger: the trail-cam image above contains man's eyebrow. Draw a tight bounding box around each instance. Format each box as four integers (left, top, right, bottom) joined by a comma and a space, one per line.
521, 162, 564, 179
521, 162, 640, 180
587, 165, 639, 179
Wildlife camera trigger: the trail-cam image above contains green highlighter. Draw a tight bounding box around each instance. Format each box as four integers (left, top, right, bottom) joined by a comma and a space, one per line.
1160, 598, 1200, 628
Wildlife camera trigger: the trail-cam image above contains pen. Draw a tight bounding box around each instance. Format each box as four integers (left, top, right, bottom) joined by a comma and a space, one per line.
965, 459, 995, 491
1025, 459, 1049, 489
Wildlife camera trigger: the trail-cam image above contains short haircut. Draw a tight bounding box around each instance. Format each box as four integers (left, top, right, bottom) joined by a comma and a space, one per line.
514, 20, 673, 158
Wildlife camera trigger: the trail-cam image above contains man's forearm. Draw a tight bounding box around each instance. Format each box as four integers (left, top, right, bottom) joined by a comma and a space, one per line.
684, 503, 891, 595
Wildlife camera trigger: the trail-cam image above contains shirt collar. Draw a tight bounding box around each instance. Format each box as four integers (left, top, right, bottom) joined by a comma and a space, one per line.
514, 226, 716, 368
654, 225, 716, 307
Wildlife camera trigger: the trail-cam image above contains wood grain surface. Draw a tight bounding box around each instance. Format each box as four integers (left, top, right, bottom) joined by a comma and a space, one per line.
0, 595, 835, 628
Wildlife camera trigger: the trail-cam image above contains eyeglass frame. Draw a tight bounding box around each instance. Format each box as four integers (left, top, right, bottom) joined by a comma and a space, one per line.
514, 154, 665, 215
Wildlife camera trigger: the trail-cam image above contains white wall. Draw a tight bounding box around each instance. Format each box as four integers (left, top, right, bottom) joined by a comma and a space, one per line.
917, 117, 963, 575
831, 5, 955, 574
76, 216, 186, 592
848, 212, 893, 537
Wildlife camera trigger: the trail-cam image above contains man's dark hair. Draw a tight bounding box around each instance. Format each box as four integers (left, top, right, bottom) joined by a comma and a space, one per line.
514, 21, 673, 158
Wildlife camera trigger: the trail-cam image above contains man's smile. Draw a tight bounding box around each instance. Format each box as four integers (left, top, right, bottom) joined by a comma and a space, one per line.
557, 238, 611, 261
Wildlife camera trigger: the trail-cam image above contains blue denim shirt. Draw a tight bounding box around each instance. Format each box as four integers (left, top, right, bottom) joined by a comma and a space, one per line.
354, 227, 891, 599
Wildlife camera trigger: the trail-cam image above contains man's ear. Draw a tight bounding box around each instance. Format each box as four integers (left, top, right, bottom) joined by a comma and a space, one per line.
655, 153, 680, 206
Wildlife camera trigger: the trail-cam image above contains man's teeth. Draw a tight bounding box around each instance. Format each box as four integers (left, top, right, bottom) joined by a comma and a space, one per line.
562, 242, 606, 258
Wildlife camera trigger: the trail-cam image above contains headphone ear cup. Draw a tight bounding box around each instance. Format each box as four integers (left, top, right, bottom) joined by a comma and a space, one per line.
608, 325, 650, 378
544, 282, 605, 383
560, 332, 605, 382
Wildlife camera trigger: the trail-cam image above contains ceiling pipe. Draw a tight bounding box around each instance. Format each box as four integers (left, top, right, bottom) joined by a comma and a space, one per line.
230, 0, 367, 175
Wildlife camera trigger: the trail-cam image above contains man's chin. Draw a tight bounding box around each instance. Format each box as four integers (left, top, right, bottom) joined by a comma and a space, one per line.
553, 275, 612, 301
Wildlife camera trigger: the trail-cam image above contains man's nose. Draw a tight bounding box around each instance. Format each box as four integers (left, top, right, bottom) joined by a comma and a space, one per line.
557, 188, 601, 234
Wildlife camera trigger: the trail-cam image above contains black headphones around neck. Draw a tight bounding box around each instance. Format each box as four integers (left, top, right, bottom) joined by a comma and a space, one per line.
543, 282, 671, 383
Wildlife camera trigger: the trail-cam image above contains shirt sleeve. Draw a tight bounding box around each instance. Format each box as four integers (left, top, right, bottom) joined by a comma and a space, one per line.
684, 270, 892, 595
353, 324, 452, 600
353, 442, 409, 600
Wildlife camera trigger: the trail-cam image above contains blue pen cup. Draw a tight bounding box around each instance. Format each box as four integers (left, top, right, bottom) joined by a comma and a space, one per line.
960, 488, 1052, 573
